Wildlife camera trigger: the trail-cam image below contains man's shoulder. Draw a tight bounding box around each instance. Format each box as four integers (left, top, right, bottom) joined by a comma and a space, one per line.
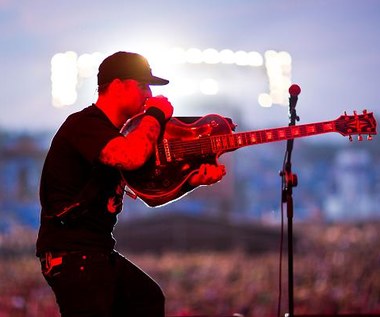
63, 105, 105, 127
68, 104, 100, 119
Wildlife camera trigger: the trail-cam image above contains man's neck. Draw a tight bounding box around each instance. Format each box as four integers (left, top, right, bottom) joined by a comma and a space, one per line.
95, 99, 128, 129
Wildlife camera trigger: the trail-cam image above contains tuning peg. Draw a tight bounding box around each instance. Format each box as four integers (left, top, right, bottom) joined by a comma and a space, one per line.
368, 135, 373, 141
349, 135, 353, 142
358, 135, 363, 141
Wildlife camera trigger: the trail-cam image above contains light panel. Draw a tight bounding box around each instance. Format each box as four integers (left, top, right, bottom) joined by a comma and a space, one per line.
50, 47, 292, 108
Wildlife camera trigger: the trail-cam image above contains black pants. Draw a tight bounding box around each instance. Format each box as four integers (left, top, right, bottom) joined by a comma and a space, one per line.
40, 250, 165, 317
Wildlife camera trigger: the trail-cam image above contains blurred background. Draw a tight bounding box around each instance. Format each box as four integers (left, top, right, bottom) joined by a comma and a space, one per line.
1, 1, 379, 316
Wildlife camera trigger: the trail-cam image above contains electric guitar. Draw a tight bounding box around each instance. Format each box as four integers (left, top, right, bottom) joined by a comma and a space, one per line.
121, 110, 377, 207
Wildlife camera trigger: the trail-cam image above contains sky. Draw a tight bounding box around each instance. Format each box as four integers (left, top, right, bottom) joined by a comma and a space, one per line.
1, 0, 379, 138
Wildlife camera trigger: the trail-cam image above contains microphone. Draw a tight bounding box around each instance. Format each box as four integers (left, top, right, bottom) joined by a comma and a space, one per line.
288, 84, 301, 109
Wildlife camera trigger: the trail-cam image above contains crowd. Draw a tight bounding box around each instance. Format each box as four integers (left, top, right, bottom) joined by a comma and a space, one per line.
0, 221, 379, 317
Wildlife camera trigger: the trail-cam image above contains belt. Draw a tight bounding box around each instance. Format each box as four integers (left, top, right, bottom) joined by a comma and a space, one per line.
40, 250, 80, 264
40, 250, 114, 263
40, 250, 114, 277
40, 251, 65, 276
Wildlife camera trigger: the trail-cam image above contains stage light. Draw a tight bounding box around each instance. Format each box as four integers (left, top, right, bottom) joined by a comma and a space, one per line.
167, 47, 187, 64
51, 51, 78, 107
202, 48, 220, 64
264, 50, 292, 105
234, 50, 250, 66
77, 53, 104, 78
219, 49, 235, 64
258, 93, 273, 108
247, 51, 264, 67
186, 48, 203, 64
50, 47, 292, 108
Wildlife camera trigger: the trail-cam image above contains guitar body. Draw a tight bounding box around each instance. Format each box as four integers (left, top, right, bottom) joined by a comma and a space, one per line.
121, 114, 236, 207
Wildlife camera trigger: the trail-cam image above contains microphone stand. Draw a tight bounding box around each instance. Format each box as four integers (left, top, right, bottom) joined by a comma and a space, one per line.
281, 85, 300, 317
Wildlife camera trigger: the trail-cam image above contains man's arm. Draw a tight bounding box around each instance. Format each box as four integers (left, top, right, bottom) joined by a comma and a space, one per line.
100, 96, 173, 170
99, 115, 162, 170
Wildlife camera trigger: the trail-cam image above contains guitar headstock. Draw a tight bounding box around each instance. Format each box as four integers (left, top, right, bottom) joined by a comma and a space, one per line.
335, 110, 377, 141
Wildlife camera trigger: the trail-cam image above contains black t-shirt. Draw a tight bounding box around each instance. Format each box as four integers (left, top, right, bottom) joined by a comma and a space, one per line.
36, 105, 126, 256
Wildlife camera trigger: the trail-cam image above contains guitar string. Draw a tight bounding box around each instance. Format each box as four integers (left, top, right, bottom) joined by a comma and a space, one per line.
156, 117, 374, 158
158, 122, 333, 157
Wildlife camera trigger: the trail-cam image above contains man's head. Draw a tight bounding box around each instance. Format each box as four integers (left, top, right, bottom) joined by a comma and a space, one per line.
97, 52, 169, 88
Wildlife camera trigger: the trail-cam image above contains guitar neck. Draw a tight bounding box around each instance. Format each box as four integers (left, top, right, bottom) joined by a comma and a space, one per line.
159, 111, 375, 160
210, 120, 337, 152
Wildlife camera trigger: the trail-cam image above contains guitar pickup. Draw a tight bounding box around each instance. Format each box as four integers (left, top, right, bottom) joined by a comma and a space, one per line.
163, 139, 172, 162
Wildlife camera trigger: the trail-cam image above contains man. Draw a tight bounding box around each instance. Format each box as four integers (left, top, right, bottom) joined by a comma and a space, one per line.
36, 51, 226, 317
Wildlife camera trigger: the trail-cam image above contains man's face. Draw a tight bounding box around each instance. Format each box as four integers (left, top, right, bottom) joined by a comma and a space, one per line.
120, 79, 152, 117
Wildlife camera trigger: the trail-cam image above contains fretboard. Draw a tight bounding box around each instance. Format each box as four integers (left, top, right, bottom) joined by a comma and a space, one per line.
210, 120, 336, 152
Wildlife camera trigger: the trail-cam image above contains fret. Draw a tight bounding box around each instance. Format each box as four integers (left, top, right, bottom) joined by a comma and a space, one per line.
236, 134, 244, 146
260, 130, 270, 142
211, 136, 222, 152
222, 135, 228, 149
265, 130, 274, 141
278, 129, 286, 139
291, 126, 301, 137
306, 124, 316, 134
228, 135, 236, 148
249, 132, 258, 144
323, 122, 334, 132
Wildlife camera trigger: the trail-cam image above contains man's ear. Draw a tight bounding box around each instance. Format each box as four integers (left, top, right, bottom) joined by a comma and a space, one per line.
108, 78, 124, 93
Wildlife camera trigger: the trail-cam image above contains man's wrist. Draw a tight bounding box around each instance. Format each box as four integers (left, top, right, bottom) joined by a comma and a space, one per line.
145, 107, 167, 129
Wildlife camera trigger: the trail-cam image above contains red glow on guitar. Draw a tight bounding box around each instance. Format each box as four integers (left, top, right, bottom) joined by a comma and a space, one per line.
121, 110, 377, 207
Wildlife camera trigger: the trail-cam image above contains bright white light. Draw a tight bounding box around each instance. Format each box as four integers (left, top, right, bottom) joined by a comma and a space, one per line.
186, 48, 203, 64
235, 50, 250, 66
135, 42, 168, 65
264, 50, 292, 105
167, 47, 187, 64
200, 78, 219, 95
50, 47, 291, 109
77, 53, 98, 78
172, 78, 198, 95
278, 51, 292, 65
51, 51, 78, 107
258, 93, 273, 108
219, 49, 235, 64
247, 51, 264, 67
52, 90, 77, 107
202, 48, 220, 64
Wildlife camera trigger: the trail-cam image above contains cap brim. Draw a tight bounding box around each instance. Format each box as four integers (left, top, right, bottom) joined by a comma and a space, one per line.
147, 76, 169, 86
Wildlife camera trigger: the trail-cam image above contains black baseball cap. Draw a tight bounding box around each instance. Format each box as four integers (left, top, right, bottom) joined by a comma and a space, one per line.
97, 51, 169, 86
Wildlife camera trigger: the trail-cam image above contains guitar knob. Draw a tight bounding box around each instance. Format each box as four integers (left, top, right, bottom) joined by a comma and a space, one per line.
358, 135, 363, 141
210, 120, 219, 128
368, 135, 373, 141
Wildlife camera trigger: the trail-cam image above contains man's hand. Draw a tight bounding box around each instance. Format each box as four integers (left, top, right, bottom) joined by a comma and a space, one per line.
188, 164, 226, 187
145, 95, 173, 121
